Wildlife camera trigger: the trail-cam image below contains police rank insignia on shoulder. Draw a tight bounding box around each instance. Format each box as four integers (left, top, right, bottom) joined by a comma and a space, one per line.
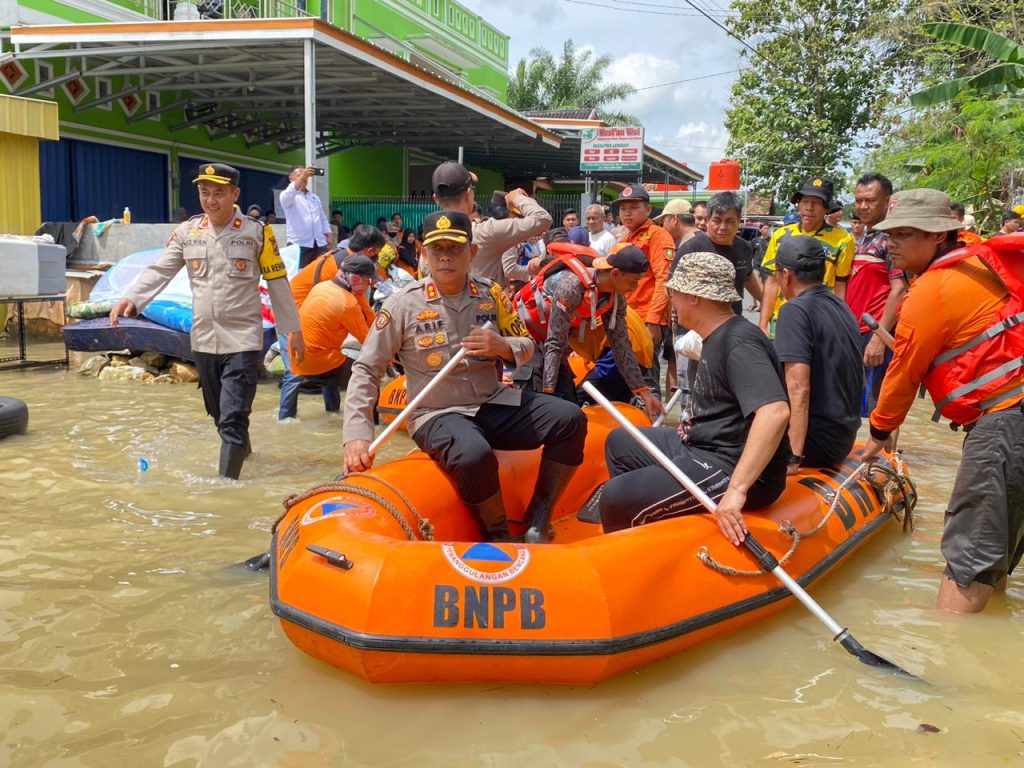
376, 310, 391, 329
416, 310, 440, 321
232, 218, 242, 230
426, 352, 443, 368
468, 281, 480, 297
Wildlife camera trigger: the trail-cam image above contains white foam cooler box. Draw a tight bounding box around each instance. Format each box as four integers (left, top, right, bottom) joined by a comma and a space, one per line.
0, 240, 68, 296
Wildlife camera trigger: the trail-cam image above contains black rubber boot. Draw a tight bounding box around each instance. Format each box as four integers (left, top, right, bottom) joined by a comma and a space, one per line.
465, 492, 513, 542
523, 460, 578, 544
219, 441, 247, 480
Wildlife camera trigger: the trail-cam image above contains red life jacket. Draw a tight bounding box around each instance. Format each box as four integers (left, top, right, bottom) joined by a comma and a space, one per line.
515, 243, 617, 343
921, 233, 1024, 426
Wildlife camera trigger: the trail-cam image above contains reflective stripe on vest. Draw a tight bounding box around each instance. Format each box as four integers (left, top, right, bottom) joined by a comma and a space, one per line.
931, 311, 1024, 368
932, 356, 1024, 421
918, 238, 1024, 425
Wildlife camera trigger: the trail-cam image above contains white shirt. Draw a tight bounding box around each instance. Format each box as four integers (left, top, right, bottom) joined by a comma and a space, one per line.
279, 183, 331, 248
588, 228, 618, 257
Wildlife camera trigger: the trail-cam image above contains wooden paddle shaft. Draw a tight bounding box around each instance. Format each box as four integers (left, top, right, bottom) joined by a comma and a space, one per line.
369, 321, 494, 455
581, 381, 848, 639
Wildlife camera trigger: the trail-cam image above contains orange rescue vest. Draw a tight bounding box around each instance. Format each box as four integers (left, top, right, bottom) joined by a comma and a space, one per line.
516, 243, 617, 343
922, 234, 1024, 425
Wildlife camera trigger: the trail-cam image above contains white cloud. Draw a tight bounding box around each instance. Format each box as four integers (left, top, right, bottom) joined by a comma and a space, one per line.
459, 0, 743, 181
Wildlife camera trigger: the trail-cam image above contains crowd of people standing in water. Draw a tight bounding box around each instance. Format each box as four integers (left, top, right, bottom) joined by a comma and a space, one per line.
109, 159, 1024, 615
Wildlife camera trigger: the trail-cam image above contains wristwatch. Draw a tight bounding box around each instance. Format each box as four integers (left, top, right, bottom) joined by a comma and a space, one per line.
788, 453, 804, 466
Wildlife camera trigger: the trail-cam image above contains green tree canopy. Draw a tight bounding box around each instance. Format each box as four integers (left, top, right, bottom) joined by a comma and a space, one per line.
865, 95, 1024, 232
911, 23, 1024, 106
506, 40, 637, 124
724, 0, 900, 197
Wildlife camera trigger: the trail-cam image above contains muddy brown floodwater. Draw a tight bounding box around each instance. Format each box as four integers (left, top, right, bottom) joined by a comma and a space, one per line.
1, 369, 1022, 767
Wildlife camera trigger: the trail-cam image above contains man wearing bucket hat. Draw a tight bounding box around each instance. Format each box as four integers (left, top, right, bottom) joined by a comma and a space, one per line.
344, 211, 587, 544
110, 162, 304, 480
862, 188, 1024, 613
598, 252, 791, 545
758, 177, 855, 337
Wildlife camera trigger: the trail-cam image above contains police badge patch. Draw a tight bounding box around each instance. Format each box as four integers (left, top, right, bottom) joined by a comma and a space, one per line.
376, 310, 391, 330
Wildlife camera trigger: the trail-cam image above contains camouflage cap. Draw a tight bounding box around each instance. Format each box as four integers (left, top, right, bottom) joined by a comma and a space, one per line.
666, 252, 740, 303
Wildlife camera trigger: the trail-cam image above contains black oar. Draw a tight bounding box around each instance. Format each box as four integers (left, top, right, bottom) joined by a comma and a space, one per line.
239, 323, 493, 571
582, 381, 921, 681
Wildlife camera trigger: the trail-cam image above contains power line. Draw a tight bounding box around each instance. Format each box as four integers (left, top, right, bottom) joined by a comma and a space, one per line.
560, 0, 732, 17
612, 0, 735, 12
634, 69, 740, 91
678, 0, 761, 58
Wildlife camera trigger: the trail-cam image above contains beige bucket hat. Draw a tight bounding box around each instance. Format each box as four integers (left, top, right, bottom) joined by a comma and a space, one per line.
873, 188, 963, 233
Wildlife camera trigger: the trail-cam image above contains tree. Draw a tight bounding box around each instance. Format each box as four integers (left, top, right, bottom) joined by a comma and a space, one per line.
723, 0, 900, 196
911, 23, 1024, 106
506, 40, 637, 124
865, 95, 1024, 231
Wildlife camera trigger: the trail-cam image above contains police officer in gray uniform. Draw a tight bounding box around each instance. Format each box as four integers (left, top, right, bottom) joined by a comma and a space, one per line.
110, 162, 304, 479
344, 211, 586, 543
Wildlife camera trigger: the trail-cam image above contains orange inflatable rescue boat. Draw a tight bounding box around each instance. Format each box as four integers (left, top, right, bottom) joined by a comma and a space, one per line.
270, 406, 915, 684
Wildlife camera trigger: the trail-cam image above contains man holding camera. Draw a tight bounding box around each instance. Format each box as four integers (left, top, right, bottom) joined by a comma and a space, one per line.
281, 165, 334, 268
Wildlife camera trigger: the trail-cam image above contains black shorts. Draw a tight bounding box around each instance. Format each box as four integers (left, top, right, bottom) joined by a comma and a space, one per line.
941, 404, 1024, 587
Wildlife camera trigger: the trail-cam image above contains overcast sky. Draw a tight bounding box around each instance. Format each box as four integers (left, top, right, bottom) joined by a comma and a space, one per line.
460, 0, 745, 182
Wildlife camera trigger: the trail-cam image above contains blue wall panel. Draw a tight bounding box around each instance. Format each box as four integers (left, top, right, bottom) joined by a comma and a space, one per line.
40, 139, 168, 223
39, 140, 72, 222
70, 141, 168, 223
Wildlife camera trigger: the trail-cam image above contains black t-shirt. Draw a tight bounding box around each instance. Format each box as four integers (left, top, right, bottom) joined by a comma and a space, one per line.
774, 284, 862, 460
685, 316, 791, 486
672, 231, 753, 315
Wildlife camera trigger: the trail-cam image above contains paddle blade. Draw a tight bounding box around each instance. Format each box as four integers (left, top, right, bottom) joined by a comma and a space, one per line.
839, 633, 922, 681
242, 551, 271, 571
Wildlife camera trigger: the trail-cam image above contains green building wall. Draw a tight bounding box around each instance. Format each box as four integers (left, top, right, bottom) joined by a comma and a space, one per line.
4, 0, 512, 203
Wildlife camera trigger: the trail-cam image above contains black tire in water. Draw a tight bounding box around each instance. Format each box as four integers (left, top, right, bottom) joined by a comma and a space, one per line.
0, 397, 29, 439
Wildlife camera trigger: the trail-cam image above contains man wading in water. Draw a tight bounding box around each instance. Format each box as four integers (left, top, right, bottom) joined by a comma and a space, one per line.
862, 189, 1024, 613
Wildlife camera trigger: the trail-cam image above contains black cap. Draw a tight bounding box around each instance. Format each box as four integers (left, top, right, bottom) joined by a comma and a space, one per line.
827, 198, 842, 214
791, 177, 834, 204
194, 162, 240, 186
610, 184, 650, 205
543, 227, 570, 246
431, 162, 478, 196
339, 254, 377, 277
594, 243, 648, 274
422, 210, 473, 246
775, 235, 826, 271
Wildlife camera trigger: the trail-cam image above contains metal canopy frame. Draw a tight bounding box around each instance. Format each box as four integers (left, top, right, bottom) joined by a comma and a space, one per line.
8, 19, 700, 184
